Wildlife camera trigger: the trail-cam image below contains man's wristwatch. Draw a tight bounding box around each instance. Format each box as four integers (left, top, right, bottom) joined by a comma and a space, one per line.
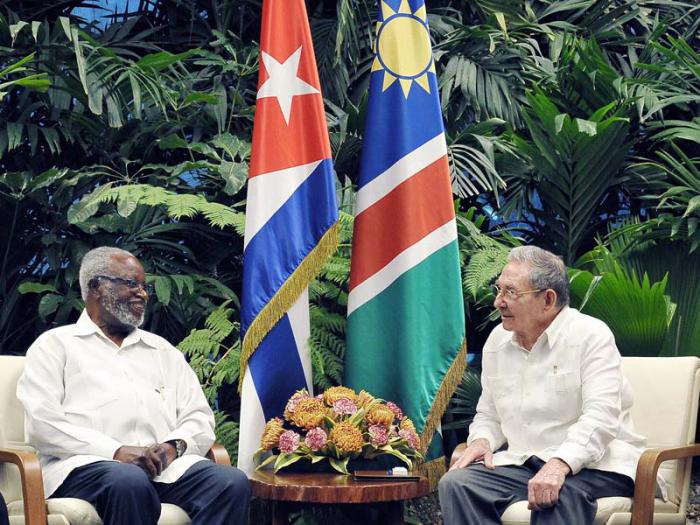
168, 439, 187, 458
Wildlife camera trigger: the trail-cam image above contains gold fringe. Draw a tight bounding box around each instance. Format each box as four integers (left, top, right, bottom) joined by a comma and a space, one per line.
419, 338, 468, 454
239, 223, 339, 391
418, 456, 446, 492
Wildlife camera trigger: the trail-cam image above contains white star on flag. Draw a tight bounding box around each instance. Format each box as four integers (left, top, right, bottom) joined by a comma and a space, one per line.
257, 46, 320, 125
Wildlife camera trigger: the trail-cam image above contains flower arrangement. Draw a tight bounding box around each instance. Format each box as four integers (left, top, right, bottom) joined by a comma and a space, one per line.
253, 386, 423, 474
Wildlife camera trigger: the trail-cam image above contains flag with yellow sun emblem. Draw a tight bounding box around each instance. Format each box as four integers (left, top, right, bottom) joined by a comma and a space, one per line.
344, 0, 466, 482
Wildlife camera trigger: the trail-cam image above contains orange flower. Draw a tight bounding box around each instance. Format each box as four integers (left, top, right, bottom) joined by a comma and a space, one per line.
290, 397, 327, 429
329, 422, 364, 453
323, 386, 357, 405
366, 405, 395, 427
400, 417, 416, 432
260, 417, 285, 451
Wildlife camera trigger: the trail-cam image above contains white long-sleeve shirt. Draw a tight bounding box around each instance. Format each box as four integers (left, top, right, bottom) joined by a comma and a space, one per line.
17, 310, 216, 497
468, 307, 662, 490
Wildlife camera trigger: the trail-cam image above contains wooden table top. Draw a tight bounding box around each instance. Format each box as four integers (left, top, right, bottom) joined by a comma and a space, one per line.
246, 470, 430, 504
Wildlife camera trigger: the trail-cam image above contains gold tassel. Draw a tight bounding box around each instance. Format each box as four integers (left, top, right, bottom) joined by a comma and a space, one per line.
239, 223, 339, 391
418, 456, 446, 492
419, 339, 468, 454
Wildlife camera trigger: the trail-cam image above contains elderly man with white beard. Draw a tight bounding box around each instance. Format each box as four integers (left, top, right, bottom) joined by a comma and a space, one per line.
17, 247, 251, 525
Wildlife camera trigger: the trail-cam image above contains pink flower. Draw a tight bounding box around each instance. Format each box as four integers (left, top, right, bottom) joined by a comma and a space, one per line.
304, 427, 328, 451
386, 401, 403, 420
332, 397, 358, 416
368, 424, 389, 446
399, 428, 420, 449
278, 430, 301, 453
285, 390, 310, 415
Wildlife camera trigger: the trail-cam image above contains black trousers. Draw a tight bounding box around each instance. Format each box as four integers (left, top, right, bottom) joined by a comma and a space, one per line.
0, 491, 8, 525
52, 460, 251, 525
439, 456, 635, 525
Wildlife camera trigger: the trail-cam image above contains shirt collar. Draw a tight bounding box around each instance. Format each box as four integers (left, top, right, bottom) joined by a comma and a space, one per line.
72, 309, 160, 349
541, 305, 571, 349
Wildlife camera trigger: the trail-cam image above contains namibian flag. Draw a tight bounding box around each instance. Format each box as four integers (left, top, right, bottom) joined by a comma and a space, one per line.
344, 0, 465, 481
238, 0, 338, 473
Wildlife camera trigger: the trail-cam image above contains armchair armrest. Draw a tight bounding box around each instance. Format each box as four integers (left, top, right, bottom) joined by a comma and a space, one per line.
0, 448, 47, 525
631, 443, 700, 525
206, 443, 231, 466
449, 442, 468, 469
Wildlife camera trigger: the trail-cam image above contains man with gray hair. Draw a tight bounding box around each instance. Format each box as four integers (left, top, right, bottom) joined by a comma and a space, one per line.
439, 245, 655, 524
17, 247, 250, 525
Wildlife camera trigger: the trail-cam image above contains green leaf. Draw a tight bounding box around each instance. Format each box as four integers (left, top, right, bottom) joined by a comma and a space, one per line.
181, 92, 219, 107
158, 134, 190, 150
575, 118, 597, 136
136, 50, 197, 71
59, 17, 72, 41
153, 276, 172, 306
18, 282, 57, 294
220, 161, 248, 196
38, 294, 62, 320
31, 21, 40, 42
684, 195, 700, 218
274, 452, 304, 472
328, 456, 350, 474
9, 22, 29, 44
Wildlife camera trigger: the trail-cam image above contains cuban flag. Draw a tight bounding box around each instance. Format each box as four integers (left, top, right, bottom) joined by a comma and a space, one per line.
238, 0, 338, 473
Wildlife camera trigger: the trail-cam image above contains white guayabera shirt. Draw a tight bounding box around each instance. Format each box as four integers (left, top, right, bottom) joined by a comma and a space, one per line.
468, 306, 665, 495
17, 310, 215, 497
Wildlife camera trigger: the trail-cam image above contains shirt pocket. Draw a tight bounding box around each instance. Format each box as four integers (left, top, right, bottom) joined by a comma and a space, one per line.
546, 370, 580, 393
146, 383, 177, 427
545, 370, 582, 416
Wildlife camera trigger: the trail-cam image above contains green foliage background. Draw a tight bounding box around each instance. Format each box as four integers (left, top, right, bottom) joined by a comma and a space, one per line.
1, 0, 699, 458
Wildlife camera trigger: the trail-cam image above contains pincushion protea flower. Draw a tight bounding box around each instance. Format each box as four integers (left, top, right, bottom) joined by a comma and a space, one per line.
260, 417, 285, 451
329, 422, 364, 453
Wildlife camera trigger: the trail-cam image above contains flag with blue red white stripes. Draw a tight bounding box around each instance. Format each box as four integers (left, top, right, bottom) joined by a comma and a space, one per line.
237, 0, 338, 473
344, 0, 466, 484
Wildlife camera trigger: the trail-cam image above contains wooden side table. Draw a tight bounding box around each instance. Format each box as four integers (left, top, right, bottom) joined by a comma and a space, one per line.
247, 470, 430, 525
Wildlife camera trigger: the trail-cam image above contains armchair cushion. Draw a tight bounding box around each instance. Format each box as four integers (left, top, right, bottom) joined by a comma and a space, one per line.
498, 497, 680, 525
7, 499, 191, 525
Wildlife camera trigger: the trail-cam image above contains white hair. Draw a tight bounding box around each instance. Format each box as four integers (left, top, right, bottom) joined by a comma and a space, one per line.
79, 246, 134, 301
507, 246, 570, 307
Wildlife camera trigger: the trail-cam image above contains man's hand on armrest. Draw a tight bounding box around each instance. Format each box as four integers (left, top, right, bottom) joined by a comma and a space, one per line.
449, 438, 494, 471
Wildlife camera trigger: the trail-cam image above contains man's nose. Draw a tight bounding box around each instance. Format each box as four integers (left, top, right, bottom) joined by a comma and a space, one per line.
494, 294, 505, 309
134, 287, 149, 300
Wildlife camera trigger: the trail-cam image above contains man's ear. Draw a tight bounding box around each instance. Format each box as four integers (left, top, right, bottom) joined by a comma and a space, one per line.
544, 289, 558, 309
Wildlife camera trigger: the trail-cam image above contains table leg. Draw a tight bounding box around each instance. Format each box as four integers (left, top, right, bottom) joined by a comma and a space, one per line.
386, 501, 404, 525
271, 501, 289, 525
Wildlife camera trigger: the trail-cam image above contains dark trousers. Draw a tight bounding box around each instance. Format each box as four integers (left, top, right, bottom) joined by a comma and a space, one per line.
52, 460, 251, 525
0, 491, 8, 525
439, 456, 635, 525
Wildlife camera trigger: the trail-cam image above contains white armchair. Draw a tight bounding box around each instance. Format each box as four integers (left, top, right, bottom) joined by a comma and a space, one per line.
450, 356, 700, 525
0, 355, 231, 525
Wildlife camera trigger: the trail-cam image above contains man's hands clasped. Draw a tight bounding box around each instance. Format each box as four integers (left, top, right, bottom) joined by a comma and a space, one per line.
113, 443, 177, 479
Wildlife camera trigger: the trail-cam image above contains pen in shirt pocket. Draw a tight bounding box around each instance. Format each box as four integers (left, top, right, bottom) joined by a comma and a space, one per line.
155, 386, 166, 400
